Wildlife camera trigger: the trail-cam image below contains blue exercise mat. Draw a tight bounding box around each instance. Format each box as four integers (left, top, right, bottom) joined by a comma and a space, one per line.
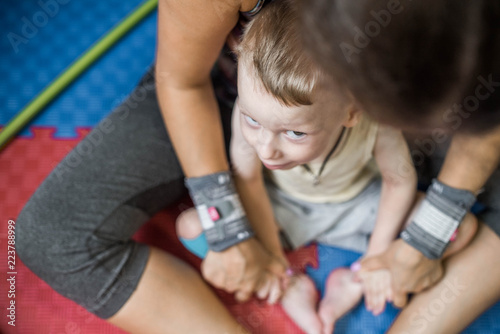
0, 0, 156, 137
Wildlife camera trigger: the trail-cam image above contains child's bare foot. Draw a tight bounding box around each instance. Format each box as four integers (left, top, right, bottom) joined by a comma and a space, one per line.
318, 268, 362, 334
281, 274, 323, 334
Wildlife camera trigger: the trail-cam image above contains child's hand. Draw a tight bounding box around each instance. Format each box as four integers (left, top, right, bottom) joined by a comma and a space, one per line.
255, 257, 291, 304
358, 269, 392, 316
256, 272, 283, 304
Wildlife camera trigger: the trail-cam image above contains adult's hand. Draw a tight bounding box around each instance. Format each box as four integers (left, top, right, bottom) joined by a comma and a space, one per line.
201, 237, 287, 302
356, 192, 444, 308
357, 238, 444, 308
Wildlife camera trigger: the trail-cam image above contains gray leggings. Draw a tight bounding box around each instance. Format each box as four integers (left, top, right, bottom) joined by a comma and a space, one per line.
16, 66, 235, 318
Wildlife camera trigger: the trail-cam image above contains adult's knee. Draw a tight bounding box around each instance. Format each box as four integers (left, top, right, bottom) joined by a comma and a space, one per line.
16, 188, 83, 285
16, 197, 54, 278
15, 193, 145, 317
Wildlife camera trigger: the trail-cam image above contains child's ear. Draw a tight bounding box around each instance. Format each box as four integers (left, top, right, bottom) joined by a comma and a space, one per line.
342, 102, 363, 128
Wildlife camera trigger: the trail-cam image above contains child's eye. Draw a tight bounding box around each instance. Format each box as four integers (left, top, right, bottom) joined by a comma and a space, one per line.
285, 130, 306, 139
244, 115, 260, 127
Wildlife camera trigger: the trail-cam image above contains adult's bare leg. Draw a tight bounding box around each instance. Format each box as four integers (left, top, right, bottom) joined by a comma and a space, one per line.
109, 247, 248, 334
388, 223, 500, 333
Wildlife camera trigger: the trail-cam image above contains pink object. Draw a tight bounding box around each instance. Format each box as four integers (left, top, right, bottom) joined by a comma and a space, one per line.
350, 261, 361, 272
450, 229, 458, 242
208, 206, 220, 221
286, 268, 295, 277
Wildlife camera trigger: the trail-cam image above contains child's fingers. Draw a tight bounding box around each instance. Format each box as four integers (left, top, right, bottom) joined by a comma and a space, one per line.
235, 278, 259, 302
369, 281, 380, 313
235, 289, 252, 302
372, 289, 386, 315
386, 284, 393, 303
256, 275, 272, 300
364, 294, 370, 311
355, 270, 368, 283
267, 276, 282, 304
367, 289, 384, 315
364, 282, 375, 311
362, 273, 381, 314
374, 272, 392, 315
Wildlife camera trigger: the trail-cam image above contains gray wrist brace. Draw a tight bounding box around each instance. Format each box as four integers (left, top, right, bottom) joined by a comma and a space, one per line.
401, 179, 476, 259
185, 171, 255, 252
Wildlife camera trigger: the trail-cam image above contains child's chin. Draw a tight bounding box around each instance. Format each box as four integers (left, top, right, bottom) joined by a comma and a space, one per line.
263, 162, 297, 170
280, 164, 297, 170
276, 163, 298, 171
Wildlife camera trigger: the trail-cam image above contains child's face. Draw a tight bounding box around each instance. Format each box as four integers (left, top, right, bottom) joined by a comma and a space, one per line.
237, 63, 356, 170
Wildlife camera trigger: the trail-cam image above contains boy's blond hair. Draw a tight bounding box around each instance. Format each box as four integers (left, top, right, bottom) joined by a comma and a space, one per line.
238, 0, 322, 106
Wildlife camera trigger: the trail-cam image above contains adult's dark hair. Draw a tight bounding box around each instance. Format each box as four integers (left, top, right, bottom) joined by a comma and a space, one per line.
299, 0, 500, 132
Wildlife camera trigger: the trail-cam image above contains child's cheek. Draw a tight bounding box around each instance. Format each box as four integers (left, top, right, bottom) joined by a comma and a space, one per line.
241, 127, 257, 148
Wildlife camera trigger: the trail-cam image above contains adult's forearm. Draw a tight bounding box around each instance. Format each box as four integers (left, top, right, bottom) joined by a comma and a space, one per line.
156, 77, 230, 177
401, 127, 500, 259
439, 126, 500, 193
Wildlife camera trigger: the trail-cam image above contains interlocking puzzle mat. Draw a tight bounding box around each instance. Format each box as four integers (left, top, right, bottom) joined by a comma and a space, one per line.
1, 0, 500, 333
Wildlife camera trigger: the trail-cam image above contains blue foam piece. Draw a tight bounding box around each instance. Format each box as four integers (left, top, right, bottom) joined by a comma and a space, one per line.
1, 0, 156, 137
465, 302, 500, 333
179, 234, 209, 260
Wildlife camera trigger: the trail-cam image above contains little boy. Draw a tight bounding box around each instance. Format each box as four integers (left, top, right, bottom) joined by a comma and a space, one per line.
176, 1, 475, 333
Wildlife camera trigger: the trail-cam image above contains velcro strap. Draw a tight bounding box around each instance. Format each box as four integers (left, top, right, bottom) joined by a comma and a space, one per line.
185, 171, 254, 252
401, 179, 476, 259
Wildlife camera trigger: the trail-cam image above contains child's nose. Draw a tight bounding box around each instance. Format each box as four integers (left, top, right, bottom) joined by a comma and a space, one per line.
259, 142, 279, 160
258, 133, 280, 160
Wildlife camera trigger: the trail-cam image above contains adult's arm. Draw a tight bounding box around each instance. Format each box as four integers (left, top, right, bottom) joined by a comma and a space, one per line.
156, 0, 241, 175
155, 0, 278, 299
439, 126, 500, 192
359, 126, 500, 307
